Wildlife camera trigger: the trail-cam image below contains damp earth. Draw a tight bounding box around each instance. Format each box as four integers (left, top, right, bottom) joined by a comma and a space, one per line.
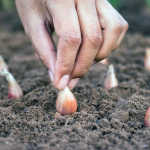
0, 0, 150, 149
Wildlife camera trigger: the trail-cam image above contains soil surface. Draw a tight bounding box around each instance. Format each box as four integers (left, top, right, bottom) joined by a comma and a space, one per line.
0, 0, 150, 150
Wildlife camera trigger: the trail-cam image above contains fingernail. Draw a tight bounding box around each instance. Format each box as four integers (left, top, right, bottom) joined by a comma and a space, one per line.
58, 75, 70, 90
48, 70, 54, 85
68, 78, 79, 90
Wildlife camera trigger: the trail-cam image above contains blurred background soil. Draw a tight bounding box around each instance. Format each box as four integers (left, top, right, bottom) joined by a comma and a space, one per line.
0, 0, 150, 150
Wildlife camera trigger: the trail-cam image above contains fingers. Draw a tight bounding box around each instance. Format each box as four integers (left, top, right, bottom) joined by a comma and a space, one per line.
16, 0, 128, 91
28, 24, 56, 72
28, 21, 56, 75
114, 19, 129, 50
46, 0, 81, 90
16, 0, 56, 83
68, 0, 102, 89
95, 0, 128, 61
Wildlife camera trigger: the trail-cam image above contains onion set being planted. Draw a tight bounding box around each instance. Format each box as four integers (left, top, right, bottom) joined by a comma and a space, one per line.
56, 86, 77, 116
103, 64, 118, 90
1, 69, 23, 99
0, 55, 9, 73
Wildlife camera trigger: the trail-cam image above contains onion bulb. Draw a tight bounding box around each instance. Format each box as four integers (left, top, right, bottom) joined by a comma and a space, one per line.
144, 48, 150, 71
144, 106, 150, 127
56, 86, 77, 116
1, 69, 23, 99
103, 64, 118, 90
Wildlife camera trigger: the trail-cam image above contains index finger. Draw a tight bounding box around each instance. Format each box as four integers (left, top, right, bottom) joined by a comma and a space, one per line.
47, 0, 81, 90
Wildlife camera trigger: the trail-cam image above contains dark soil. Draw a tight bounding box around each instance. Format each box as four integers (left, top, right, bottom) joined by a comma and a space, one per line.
0, 0, 150, 150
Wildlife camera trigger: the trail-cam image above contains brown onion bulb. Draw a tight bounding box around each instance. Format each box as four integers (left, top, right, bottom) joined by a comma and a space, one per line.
56, 86, 77, 116
144, 106, 150, 127
103, 64, 118, 90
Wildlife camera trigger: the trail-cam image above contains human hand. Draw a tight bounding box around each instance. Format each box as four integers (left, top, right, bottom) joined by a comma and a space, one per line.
15, 0, 128, 90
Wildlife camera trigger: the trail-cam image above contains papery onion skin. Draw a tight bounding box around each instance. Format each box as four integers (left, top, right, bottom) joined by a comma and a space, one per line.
56, 87, 77, 116
1, 69, 23, 99
103, 65, 118, 90
8, 87, 23, 99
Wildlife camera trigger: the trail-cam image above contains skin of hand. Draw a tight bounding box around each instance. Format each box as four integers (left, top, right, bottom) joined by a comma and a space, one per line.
15, 0, 128, 91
